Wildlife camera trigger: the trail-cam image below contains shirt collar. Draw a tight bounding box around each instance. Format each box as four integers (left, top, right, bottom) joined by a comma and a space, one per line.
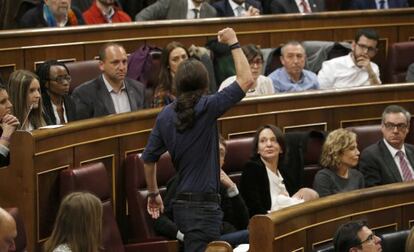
102, 74, 125, 93
229, 0, 246, 12
383, 138, 406, 157
188, 0, 200, 11
282, 67, 304, 84
344, 53, 360, 69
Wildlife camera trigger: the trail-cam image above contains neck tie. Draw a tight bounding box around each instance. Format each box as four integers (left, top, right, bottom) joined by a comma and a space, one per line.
300, 0, 311, 13
236, 6, 244, 17
379, 0, 385, 9
396, 151, 413, 182
193, 9, 199, 19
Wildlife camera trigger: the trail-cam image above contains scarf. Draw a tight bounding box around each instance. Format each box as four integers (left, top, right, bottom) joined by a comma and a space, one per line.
43, 4, 79, 27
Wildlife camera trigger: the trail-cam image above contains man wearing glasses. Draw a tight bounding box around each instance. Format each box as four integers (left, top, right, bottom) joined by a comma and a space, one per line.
333, 220, 382, 252
359, 105, 414, 187
318, 28, 381, 89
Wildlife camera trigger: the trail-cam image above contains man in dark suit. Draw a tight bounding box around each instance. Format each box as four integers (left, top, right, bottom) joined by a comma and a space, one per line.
72, 43, 146, 120
270, 0, 325, 14
0, 84, 19, 167
349, 0, 408, 9
212, 0, 262, 17
135, 0, 216, 21
359, 105, 414, 187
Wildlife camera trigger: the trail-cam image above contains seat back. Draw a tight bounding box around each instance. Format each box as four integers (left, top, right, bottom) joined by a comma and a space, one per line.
66, 60, 101, 94
6, 207, 27, 252
380, 229, 410, 252
60, 163, 125, 252
125, 152, 176, 241
385, 41, 414, 83
346, 125, 382, 153
222, 137, 254, 185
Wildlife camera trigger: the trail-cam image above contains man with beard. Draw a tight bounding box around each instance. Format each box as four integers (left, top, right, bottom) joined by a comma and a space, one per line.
268, 41, 319, 92
359, 105, 414, 187
135, 0, 217, 21
212, 0, 262, 17
318, 28, 381, 89
19, 0, 84, 28
72, 43, 146, 120
83, 0, 131, 24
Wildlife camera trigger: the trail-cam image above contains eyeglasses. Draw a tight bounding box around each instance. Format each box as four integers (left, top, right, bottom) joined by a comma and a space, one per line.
383, 122, 408, 131
359, 232, 376, 245
49, 75, 71, 84
356, 43, 378, 54
249, 58, 263, 66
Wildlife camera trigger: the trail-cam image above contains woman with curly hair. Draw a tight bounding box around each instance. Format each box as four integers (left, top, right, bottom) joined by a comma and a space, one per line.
43, 192, 102, 252
313, 128, 364, 197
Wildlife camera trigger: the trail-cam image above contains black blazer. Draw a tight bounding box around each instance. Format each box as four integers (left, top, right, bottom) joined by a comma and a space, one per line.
240, 157, 297, 217
349, 0, 408, 9
270, 0, 325, 14
359, 140, 414, 187
212, 0, 263, 17
42, 92, 77, 125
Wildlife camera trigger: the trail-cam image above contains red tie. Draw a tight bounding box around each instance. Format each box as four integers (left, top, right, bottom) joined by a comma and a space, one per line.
396, 151, 414, 182
301, 0, 311, 13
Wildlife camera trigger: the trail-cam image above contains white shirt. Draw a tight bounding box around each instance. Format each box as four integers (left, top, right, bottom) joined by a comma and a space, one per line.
265, 166, 303, 211
102, 75, 131, 114
295, 0, 312, 13
383, 139, 414, 181
376, 0, 389, 9
229, 0, 246, 16
318, 53, 381, 89
186, 0, 201, 19
219, 75, 275, 96
51, 102, 67, 124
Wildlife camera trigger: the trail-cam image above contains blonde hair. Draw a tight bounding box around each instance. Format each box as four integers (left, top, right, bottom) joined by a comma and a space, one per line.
7, 70, 46, 129
320, 128, 357, 169
44, 192, 103, 252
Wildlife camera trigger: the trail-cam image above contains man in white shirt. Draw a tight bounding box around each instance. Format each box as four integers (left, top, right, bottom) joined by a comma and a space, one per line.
318, 28, 381, 89
359, 105, 414, 187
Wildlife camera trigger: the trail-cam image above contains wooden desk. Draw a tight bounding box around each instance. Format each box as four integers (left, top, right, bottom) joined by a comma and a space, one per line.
1, 83, 414, 251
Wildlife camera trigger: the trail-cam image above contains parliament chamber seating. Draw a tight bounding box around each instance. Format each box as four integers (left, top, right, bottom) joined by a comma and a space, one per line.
66, 60, 101, 93
385, 41, 414, 83
6, 208, 27, 252
60, 162, 178, 252
380, 229, 410, 252
346, 125, 382, 152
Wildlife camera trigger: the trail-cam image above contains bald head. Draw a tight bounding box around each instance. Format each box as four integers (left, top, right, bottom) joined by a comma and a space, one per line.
0, 207, 16, 252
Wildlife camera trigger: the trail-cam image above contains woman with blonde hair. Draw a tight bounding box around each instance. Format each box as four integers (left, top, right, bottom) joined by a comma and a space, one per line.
43, 192, 102, 252
313, 128, 364, 197
7, 70, 47, 130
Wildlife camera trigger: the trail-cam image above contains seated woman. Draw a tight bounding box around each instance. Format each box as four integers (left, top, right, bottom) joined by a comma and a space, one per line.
36, 60, 77, 124
7, 70, 47, 131
152, 41, 189, 108
240, 124, 318, 217
218, 44, 274, 96
313, 128, 364, 197
43, 192, 102, 252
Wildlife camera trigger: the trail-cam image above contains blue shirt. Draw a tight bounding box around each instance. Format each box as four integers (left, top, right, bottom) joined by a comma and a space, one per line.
142, 82, 245, 193
268, 67, 319, 92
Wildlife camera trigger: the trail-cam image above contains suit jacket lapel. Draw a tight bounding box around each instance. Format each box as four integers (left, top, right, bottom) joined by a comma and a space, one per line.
404, 144, 414, 173
124, 80, 138, 111
379, 140, 403, 182
97, 76, 116, 114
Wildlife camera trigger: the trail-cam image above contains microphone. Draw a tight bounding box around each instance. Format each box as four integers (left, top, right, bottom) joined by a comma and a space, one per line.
19, 104, 33, 130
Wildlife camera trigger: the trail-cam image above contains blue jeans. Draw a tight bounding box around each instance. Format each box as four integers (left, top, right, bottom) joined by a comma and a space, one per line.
220, 229, 249, 247
173, 200, 223, 252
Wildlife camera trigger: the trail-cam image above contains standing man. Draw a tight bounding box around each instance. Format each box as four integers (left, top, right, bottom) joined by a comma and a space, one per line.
359, 105, 414, 187
318, 28, 381, 89
135, 0, 217, 21
83, 0, 132, 24
72, 43, 146, 120
142, 28, 253, 251
0, 207, 17, 252
0, 84, 20, 167
268, 41, 319, 92
333, 220, 382, 252
212, 0, 262, 17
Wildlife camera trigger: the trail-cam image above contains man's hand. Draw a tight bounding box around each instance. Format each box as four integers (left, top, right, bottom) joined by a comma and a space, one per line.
355, 55, 371, 70
147, 194, 164, 219
220, 169, 236, 189
217, 27, 238, 46
244, 6, 260, 16
1, 114, 19, 138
